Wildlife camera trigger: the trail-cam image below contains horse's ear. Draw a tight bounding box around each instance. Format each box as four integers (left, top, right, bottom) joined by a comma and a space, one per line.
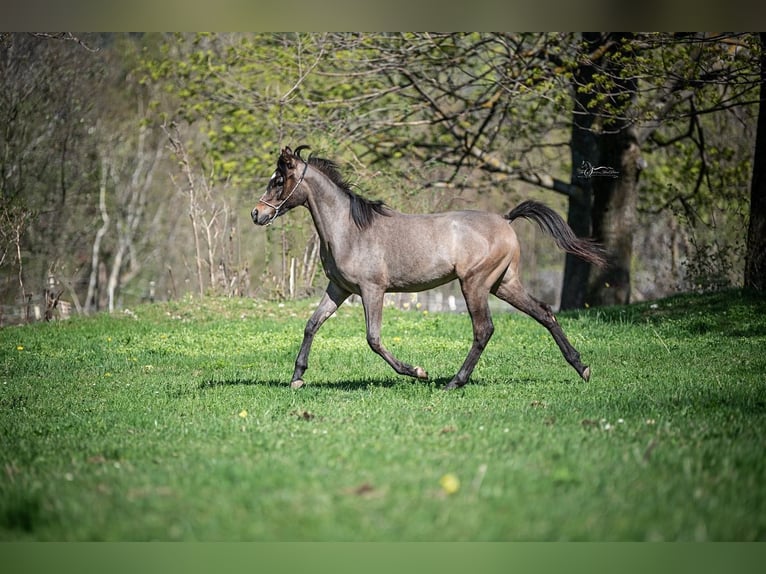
294, 145, 311, 161
280, 147, 295, 168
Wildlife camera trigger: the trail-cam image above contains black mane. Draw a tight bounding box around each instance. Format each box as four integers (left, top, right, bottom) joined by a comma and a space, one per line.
306, 154, 389, 230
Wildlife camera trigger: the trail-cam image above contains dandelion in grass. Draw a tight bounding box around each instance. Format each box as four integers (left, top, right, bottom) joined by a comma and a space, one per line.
16, 345, 24, 351
238, 409, 248, 418
439, 473, 460, 495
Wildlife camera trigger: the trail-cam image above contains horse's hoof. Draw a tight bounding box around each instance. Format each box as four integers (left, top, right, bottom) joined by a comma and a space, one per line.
290, 379, 305, 389
581, 366, 590, 382
443, 380, 462, 391
415, 366, 429, 380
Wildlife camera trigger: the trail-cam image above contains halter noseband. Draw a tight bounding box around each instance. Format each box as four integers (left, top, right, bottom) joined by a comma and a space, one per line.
258, 160, 309, 225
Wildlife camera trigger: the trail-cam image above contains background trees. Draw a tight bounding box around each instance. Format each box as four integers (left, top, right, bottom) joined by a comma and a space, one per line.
745, 33, 766, 290
0, 33, 176, 320
0, 32, 762, 323
1, 33, 105, 317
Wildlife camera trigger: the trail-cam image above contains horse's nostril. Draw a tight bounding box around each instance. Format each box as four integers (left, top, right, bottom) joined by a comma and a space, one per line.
251, 207, 259, 222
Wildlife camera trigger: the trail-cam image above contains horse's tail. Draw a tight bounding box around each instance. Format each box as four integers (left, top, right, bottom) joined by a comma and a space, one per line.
505, 200, 606, 267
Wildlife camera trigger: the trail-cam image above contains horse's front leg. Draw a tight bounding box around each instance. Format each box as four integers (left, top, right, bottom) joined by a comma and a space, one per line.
361, 287, 428, 380
443, 281, 494, 390
290, 282, 350, 388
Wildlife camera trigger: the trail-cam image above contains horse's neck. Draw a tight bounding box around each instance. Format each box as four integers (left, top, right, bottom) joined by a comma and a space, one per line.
305, 176, 354, 246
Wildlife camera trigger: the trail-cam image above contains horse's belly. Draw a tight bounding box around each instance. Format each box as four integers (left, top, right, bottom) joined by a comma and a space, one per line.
324, 243, 455, 293
386, 273, 457, 293
382, 247, 458, 292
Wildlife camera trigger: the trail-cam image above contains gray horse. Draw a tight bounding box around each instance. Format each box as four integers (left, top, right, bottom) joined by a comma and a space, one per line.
252, 146, 606, 390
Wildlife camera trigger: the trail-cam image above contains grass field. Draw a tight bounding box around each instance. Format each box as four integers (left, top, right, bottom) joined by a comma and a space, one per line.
1, 289, 765, 540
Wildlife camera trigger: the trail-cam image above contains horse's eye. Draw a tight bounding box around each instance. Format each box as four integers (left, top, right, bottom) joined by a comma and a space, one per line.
270, 171, 284, 188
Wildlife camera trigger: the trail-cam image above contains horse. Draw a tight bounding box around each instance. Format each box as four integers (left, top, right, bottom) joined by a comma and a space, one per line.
251, 146, 606, 390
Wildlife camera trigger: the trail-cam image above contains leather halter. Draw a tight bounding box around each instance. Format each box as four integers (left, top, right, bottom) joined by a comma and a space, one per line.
258, 160, 309, 225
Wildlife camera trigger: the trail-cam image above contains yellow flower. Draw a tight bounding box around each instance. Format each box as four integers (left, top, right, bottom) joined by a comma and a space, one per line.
439, 473, 460, 495
16, 345, 24, 351
238, 409, 248, 418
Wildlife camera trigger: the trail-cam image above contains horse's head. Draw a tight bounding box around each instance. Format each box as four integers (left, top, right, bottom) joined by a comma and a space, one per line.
251, 145, 310, 226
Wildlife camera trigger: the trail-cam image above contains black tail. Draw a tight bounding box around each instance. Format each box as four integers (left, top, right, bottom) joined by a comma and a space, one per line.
506, 200, 606, 267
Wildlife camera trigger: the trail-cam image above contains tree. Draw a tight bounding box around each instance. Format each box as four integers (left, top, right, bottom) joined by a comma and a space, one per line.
630, 33, 760, 295
745, 33, 766, 290
1, 34, 179, 317
0, 33, 104, 311
562, 33, 643, 308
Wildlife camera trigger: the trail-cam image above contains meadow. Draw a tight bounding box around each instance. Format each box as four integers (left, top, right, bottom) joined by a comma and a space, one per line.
1, 289, 764, 540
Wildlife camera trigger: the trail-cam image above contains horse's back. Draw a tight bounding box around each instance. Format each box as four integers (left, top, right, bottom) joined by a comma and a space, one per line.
395, 209, 511, 231
383, 209, 517, 248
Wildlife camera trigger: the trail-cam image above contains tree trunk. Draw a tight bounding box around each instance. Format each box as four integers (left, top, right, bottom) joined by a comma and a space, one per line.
561, 149, 595, 310
106, 236, 126, 313
561, 33, 599, 310
587, 125, 641, 306
563, 32, 641, 308
745, 33, 766, 291
86, 157, 110, 312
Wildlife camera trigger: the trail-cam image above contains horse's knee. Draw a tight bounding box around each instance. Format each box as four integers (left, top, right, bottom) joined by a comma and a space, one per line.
474, 320, 494, 347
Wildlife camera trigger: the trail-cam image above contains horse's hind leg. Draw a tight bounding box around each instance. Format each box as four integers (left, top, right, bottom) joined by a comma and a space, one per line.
495, 278, 591, 381
290, 282, 350, 388
361, 286, 428, 380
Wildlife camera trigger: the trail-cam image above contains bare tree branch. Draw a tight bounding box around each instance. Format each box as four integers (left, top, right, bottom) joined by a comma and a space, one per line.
29, 32, 99, 52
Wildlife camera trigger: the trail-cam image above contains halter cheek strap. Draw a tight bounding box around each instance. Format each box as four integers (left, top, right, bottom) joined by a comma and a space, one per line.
258, 160, 309, 225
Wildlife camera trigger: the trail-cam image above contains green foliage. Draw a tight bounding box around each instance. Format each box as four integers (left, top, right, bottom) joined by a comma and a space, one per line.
1, 291, 765, 540
143, 33, 388, 185
639, 100, 753, 293
142, 33, 572, 193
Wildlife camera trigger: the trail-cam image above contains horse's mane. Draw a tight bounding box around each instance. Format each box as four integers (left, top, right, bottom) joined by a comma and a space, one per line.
305, 153, 390, 230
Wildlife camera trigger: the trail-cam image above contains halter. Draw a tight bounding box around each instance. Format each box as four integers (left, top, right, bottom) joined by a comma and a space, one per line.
258, 160, 309, 225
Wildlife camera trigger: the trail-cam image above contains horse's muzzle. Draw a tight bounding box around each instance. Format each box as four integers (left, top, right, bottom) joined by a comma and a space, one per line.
251, 205, 275, 226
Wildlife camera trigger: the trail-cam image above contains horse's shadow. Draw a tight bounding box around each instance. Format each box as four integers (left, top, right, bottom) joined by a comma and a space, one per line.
198, 376, 460, 392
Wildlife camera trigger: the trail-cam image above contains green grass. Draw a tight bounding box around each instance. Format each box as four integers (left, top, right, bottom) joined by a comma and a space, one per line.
1, 289, 765, 540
